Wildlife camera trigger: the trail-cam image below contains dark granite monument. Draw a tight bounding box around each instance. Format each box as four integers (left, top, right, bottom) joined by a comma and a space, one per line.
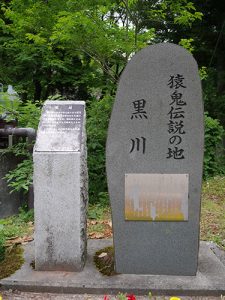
106, 43, 204, 275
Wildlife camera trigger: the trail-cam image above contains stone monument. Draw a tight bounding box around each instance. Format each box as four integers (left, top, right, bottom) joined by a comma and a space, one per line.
33, 100, 88, 271
106, 43, 204, 275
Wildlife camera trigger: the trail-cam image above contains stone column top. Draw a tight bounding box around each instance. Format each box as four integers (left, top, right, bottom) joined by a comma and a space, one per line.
34, 100, 85, 152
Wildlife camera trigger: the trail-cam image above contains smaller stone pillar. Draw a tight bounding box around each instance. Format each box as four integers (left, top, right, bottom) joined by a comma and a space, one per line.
33, 100, 88, 271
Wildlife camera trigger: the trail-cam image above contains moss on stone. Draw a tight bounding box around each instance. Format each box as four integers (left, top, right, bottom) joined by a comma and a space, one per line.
94, 246, 117, 276
0, 245, 24, 279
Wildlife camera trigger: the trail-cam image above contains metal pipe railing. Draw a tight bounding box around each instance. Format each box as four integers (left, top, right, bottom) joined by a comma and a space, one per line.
0, 127, 36, 139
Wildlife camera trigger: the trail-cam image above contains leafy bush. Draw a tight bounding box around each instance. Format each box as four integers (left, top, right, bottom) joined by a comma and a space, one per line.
204, 114, 225, 179
17, 207, 34, 223
86, 95, 114, 204
2, 141, 34, 193
1, 99, 41, 194
16, 100, 42, 129
4, 157, 33, 193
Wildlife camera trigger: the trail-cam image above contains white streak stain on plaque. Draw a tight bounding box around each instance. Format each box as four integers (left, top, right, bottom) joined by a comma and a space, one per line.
125, 174, 188, 221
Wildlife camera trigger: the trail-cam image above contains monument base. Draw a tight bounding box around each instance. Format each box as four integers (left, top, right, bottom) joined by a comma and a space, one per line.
33, 152, 87, 271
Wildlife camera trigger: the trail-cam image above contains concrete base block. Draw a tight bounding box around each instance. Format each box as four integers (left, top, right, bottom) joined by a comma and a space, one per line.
0, 240, 225, 296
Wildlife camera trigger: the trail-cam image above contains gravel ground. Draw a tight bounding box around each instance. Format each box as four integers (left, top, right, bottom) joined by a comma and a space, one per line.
0, 291, 224, 300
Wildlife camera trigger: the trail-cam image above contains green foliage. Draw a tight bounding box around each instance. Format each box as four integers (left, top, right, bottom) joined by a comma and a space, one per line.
199, 66, 208, 81
0, 0, 203, 100
0, 189, 34, 268
0, 208, 33, 240
1, 98, 41, 194
87, 94, 114, 204
179, 38, 195, 53
0, 91, 42, 128
17, 207, 34, 223
201, 176, 225, 250
4, 157, 33, 193
88, 204, 110, 220
0, 245, 24, 280
0, 0, 222, 205
16, 100, 42, 129
204, 114, 225, 179
117, 293, 127, 300
0, 91, 20, 121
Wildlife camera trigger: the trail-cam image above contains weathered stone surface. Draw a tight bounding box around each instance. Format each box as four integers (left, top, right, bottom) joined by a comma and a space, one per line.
106, 43, 204, 275
33, 101, 88, 271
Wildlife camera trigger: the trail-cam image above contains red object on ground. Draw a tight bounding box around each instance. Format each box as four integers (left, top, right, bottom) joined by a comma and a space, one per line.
127, 295, 136, 300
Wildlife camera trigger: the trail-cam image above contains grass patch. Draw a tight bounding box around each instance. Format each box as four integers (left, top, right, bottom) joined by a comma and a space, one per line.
0, 208, 34, 241
0, 209, 33, 279
88, 203, 111, 220
200, 176, 225, 249
0, 245, 24, 279
88, 204, 112, 239
88, 223, 105, 234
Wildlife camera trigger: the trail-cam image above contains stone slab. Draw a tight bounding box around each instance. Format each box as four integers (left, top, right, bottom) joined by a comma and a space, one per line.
106, 43, 204, 275
0, 240, 225, 296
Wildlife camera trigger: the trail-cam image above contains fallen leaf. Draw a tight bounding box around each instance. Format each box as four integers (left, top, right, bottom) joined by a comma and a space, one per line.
90, 220, 97, 225
5, 235, 34, 247
95, 233, 105, 239
89, 232, 105, 239
98, 252, 107, 258
107, 221, 112, 228
7, 236, 19, 240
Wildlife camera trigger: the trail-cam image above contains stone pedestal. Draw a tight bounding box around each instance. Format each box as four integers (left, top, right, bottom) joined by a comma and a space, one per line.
33, 101, 88, 271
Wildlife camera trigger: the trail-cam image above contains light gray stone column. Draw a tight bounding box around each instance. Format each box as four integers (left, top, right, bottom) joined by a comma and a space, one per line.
33, 101, 88, 271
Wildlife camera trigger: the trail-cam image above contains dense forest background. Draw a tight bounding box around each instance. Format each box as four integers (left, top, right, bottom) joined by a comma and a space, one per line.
0, 0, 224, 204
